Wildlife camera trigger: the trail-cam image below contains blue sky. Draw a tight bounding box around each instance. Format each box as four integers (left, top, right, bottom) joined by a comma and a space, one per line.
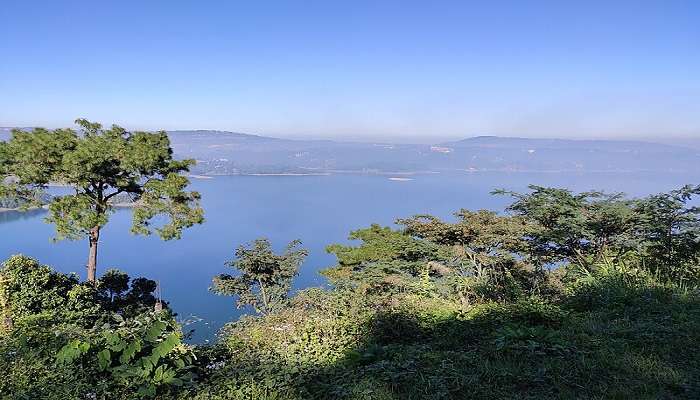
1, 0, 698, 141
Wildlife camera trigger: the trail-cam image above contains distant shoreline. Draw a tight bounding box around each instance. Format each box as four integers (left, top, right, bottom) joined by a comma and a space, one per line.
187, 174, 214, 180
243, 173, 332, 177
0, 202, 136, 214
188, 168, 689, 178
0, 205, 47, 213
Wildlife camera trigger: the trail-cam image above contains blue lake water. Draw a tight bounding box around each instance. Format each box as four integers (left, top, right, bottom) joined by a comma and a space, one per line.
1, 171, 698, 342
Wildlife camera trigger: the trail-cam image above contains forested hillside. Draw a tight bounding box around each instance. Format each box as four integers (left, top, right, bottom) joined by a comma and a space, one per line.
2, 184, 700, 399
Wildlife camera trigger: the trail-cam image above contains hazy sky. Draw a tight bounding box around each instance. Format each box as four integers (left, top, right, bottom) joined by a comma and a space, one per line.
1, 0, 698, 141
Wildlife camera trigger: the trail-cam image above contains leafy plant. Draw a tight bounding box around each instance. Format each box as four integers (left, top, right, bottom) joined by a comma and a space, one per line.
56, 312, 196, 398
212, 239, 308, 316
634, 184, 700, 285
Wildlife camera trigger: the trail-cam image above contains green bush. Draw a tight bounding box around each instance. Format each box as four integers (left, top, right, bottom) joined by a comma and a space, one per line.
0, 255, 194, 399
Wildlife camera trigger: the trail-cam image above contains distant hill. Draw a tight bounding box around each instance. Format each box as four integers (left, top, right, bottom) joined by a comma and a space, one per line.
445, 135, 680, 151
169, 131, 700, 175
2, 128, 699, 174
167, 130, 431, 174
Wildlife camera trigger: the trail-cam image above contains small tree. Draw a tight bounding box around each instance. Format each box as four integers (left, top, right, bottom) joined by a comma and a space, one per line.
0, 119, 204, 282
397, 211, 536, 302
634, 184, 700, 284
212, 238, 308, 316
493, 185, 638, 269
399, 210, 529, 266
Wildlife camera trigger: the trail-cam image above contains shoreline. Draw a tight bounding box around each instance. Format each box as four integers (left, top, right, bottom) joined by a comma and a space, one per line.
0, 205, 47, 213
0, 203, 137, 213
187, 174, 215, 180
243, 172, 332, 177
190, 168, 694, 177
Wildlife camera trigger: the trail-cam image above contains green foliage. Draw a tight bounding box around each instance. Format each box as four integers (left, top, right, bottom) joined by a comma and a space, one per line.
212, 239, 308, 315
132, 172, 204, 240
323, 225, 441, 294
46, 193, 109, 241
100, 269, 131, 302
55, 312, 196, 398
0, 255, 99, 326
494, 184, 700, 287
97, 269, 161, 317
324, 218, 555, 304
327, 224, 438, 266
494, 185, 640, 267
398, 209, 529, 254
0, 255, 191, 399
634, 184, 700, 285
397, 210, 552, 303
0, 255, 161, 327
0, 119, 204, 279
190, 266, 700, 400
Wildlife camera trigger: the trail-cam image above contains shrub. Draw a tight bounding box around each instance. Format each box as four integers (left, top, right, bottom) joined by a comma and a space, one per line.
0, 255, 192, 399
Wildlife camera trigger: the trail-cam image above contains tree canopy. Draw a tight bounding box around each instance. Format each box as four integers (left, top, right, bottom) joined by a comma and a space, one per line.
0, 119, 204, 281
212, 238, 308, 316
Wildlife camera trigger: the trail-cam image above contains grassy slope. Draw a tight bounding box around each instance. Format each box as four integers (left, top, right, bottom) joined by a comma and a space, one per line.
186, 271, 700, 400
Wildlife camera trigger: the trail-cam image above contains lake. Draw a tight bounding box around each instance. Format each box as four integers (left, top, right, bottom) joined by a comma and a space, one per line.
1, 171, 698, 342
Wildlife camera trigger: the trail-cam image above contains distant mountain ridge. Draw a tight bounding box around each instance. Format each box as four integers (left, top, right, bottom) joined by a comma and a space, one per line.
445, 135, 687, 151
167, 131, 700, 175
2, 128, 699, 175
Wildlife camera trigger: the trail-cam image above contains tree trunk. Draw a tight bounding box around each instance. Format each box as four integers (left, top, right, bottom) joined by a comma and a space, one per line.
87, 226, 100, 283
258, 278, 269, 315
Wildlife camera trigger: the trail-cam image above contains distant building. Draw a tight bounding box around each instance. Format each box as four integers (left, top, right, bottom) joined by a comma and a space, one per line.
430, 146, 453, 154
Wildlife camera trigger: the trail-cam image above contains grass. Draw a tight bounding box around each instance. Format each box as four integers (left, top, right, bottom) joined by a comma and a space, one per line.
182, 270, 700, 399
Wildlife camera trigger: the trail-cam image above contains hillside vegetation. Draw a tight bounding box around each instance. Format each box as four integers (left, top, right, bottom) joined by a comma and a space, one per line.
2, 184, 700, 399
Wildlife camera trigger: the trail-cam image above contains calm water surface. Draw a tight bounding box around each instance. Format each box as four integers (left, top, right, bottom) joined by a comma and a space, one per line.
1, 172, 698, 342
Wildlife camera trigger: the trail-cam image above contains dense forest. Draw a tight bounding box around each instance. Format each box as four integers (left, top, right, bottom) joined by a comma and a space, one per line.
2, 183, 700, 399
